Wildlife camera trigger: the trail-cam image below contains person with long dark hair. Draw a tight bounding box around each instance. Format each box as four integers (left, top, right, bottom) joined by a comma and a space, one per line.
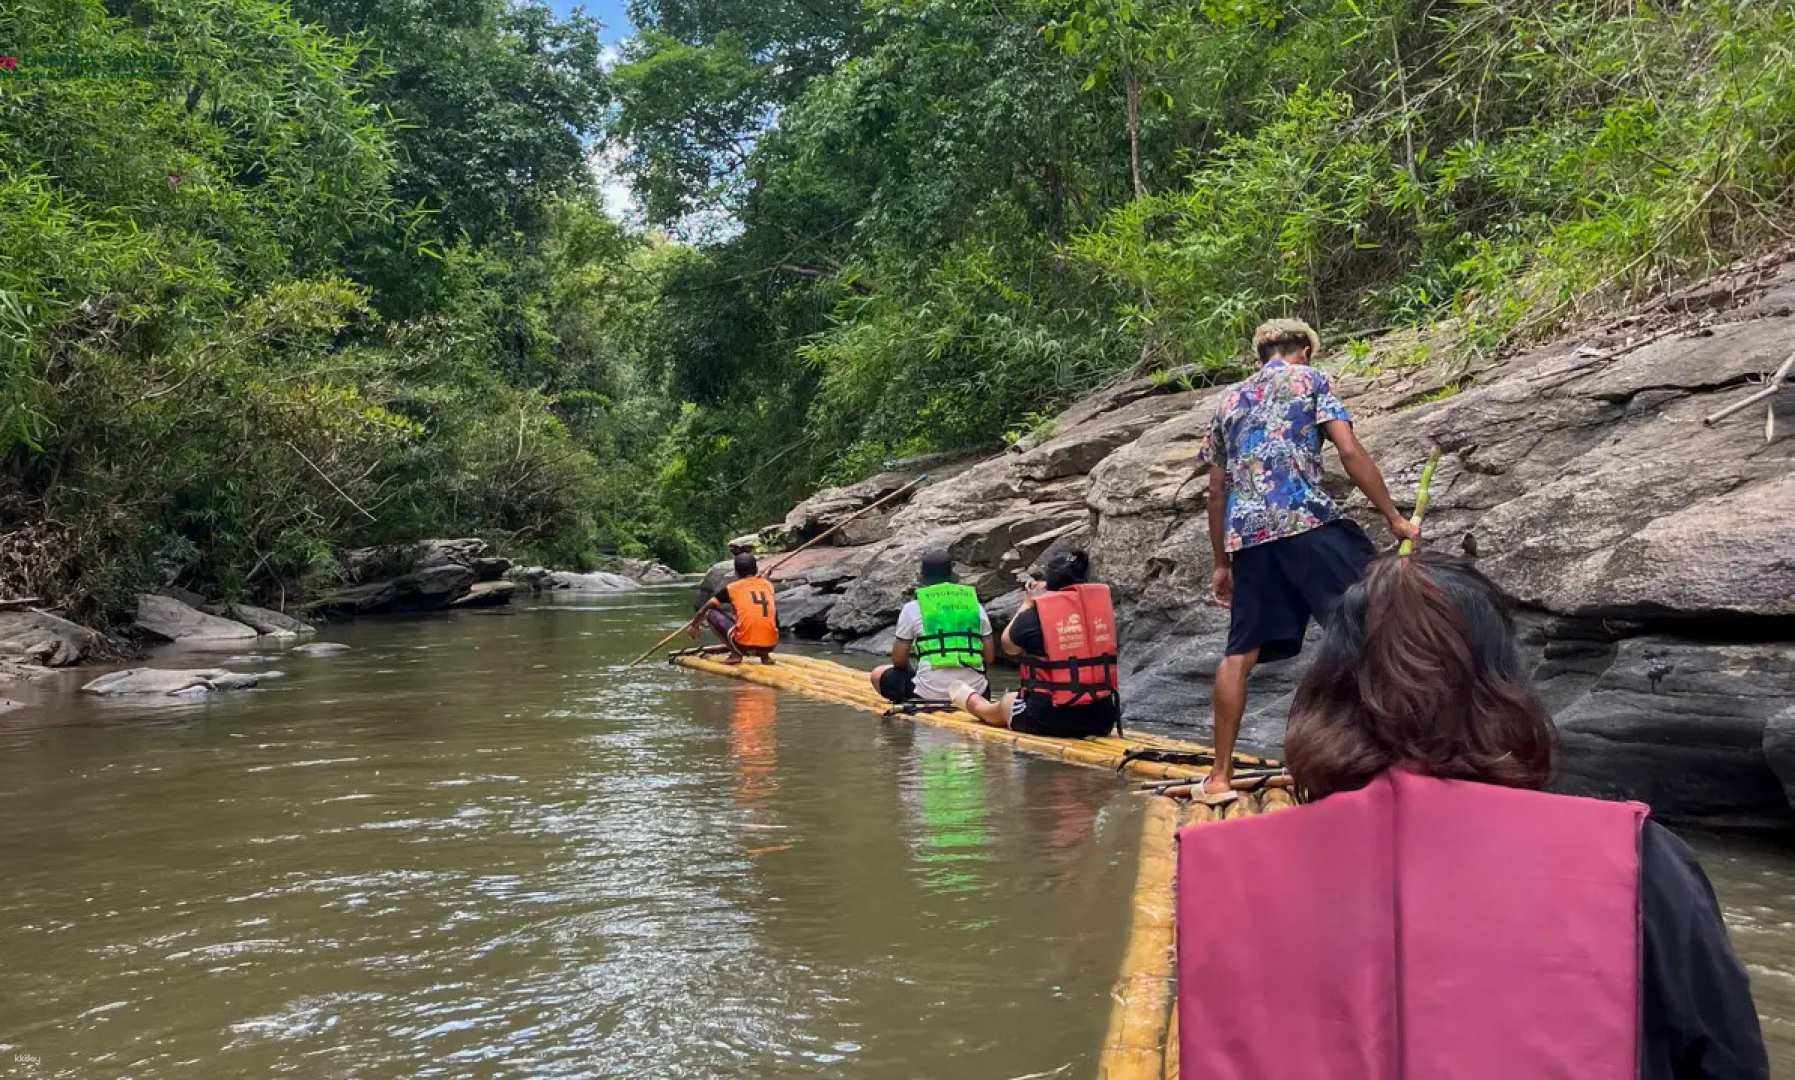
1175, 552, 1766, 1079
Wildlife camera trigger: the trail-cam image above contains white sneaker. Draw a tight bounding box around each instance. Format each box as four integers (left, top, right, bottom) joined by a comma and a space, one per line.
948, 682, 976, 711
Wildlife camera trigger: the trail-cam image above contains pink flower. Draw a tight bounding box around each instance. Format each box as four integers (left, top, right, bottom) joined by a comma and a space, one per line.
0, 56, 19, 72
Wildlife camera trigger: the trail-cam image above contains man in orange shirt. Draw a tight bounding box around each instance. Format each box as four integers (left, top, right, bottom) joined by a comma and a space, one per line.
698, 553, 780, 665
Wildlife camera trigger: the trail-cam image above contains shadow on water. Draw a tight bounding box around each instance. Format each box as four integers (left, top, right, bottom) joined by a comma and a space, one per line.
0, 589, 1142, 1078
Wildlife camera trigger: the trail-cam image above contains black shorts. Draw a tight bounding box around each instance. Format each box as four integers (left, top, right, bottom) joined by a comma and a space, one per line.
1010, 692, 1120, 738
876, 666, 918, 703
1226, 519, 1376, 663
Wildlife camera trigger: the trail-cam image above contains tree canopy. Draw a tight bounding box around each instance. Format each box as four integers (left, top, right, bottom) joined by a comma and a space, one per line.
4, 0, 1793, 621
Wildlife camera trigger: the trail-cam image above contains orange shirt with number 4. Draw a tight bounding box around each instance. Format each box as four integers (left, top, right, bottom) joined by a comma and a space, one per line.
724, 576, 779, 649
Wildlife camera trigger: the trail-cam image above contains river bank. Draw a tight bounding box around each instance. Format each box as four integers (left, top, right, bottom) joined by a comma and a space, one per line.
0, 538, 682, 703
720, 250, 1795, 830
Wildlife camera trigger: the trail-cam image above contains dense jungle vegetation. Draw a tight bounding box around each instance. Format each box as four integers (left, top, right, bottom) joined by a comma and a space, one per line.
3, 0, 1793, 623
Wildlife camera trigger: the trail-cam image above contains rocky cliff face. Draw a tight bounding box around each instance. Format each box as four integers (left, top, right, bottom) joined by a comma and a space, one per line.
735, 250, 1795, 828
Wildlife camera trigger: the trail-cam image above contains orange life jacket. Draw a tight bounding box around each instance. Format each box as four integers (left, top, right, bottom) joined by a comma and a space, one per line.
724, 576, 779, 649
1019, 583, 1119, 707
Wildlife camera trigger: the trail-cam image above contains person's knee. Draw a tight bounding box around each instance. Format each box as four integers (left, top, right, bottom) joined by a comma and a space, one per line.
869, 664, 889, 688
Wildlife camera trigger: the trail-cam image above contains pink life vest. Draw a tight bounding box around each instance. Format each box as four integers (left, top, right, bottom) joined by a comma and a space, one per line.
1176, 768, 1646, 1079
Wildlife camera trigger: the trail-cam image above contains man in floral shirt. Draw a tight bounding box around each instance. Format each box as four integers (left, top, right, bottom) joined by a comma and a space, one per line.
1199, 319, 1419, 799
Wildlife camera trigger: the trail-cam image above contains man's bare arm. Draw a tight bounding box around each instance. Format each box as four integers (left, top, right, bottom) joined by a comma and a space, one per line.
1322, 419, 1421, 541
1207, 464, 1233, 606
890, 638, 911, 670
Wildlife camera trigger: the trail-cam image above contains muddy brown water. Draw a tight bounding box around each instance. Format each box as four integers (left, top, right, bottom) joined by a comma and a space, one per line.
0, 589, 1141, 1079
1, 587, 1791, 1076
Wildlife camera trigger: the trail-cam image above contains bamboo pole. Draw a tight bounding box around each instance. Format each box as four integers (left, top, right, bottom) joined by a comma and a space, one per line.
625, 613, 701, 669
1398, 446, 1444, 557
763, 474, 930, 579
1702, 351, 1793, 432
1098, 796, 1180, 1080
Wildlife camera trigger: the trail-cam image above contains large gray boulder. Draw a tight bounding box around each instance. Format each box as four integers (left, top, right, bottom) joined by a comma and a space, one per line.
544, 570, 637, 593
135, 594, 259, 643
606, 557, 683, 585
307, 562, 476, 618
202, 603, 315, 637
774, 584, 837, 638
0, 610, 102, 666
82, 667, 283, 696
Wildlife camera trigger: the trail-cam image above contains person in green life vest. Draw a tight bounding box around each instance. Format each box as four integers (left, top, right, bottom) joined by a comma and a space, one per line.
870, 548, 995, 703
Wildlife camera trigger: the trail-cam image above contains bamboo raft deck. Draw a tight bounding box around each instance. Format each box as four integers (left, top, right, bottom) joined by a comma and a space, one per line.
1096, 788, 1295, 1079
668, 649, 1281, 784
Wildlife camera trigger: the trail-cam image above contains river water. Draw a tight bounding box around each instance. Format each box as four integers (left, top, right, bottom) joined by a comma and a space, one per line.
0, 589, 1142, 1078
1, 587, 1791, 1077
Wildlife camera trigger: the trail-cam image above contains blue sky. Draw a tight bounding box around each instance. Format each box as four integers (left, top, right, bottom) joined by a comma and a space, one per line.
546, 0, 635, 44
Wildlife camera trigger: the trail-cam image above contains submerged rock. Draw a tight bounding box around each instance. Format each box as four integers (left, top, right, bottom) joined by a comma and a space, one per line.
82, 667, 284, 696
0, 610, 102, 667
292, 642, 352, 656
135, 594, 258, 643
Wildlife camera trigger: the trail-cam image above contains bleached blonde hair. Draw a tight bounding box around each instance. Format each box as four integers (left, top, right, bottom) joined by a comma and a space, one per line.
1252, 318, 1321, 360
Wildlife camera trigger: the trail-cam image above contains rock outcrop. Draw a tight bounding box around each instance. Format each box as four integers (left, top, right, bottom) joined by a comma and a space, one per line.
312, 537, 511, 617
201, 603, 315, 637
605, 557, 683, 585
0, 610, 102, 666
542, 570, 638, 592
135, 594, 259, 643
740, 250, 1795, 826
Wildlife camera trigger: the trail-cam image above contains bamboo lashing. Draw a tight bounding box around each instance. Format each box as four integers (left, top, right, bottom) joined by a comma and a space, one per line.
1398, 446, 1443, 557
764, 474, 930, 579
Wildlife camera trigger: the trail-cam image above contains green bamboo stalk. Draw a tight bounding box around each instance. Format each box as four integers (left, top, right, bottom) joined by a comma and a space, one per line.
1399, 447, 1443, 556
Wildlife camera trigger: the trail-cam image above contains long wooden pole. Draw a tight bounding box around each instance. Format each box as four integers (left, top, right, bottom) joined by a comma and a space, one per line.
1702, 351, 1793, 431
762, 473, 929, 579
625, 613, 701, 668
1398, 447, 1443, 557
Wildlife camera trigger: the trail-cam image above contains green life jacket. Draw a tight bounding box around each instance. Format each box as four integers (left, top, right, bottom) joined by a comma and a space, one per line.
913, 582, 986, 672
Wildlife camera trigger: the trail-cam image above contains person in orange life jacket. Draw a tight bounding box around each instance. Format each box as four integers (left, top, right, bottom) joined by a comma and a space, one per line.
870, 548, 995, 703
697, 553, 779, 666
1175, 553, 1766, 1080
948, 549, 1121, 738
1200, 318, 1420, 800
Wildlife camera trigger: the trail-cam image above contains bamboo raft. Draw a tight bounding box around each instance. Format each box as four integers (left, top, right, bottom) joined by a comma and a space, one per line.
667, 649, 1284, 785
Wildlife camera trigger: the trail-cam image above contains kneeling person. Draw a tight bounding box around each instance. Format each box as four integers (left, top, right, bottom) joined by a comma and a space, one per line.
951, 549, 1121, 738
699, 553, 779, 665
871, 549, 993, 703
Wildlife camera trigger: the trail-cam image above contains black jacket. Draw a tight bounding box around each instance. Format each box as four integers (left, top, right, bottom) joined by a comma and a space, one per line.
1641, 822, 1769, 1079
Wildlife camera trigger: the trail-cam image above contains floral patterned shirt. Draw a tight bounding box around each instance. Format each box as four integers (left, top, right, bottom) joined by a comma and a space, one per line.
1204, 359, 1352, 552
